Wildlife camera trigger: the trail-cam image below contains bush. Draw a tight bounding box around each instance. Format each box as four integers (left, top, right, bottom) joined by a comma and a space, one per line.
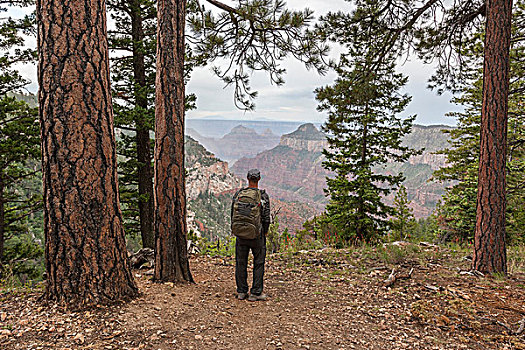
195, 235, 235, 257
1, 235, 44, 289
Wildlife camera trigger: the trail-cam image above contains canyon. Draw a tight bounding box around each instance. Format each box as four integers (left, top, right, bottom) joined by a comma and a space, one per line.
185, 121, 453, 239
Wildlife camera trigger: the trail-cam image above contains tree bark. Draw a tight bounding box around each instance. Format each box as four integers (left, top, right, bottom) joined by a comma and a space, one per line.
473, 0, 513, 274
154, 0, 193, 282
131, 0, 155, 249
38, 0, 138, 305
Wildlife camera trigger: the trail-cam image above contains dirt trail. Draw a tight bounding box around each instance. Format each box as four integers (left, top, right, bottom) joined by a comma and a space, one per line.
1, 248, 525, 349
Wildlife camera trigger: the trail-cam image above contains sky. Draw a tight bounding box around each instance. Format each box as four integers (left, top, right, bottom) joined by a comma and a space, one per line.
11, 0, 460, 126
185, 0, 461, 125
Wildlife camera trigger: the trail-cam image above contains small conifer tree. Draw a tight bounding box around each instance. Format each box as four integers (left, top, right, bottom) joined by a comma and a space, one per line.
389, 185, 416, 241
316, 1, 420, 243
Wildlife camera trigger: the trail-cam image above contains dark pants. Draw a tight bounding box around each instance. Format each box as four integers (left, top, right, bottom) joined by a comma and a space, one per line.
235, 235, 266, 295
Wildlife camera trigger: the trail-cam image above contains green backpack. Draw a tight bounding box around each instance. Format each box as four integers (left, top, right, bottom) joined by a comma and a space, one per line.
231, 188, 262, 240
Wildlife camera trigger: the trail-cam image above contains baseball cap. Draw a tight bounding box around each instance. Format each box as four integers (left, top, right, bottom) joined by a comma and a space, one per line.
247, 169, 261, 181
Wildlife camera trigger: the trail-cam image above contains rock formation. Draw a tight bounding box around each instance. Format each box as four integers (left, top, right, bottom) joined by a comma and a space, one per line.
231, 124, 331, 211
185, 136, 243, 238
232, 123, 453, 219
279, 123, 328, 152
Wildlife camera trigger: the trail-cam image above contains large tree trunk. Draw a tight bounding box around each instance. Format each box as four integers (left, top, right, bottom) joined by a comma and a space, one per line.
473, 0, 513, 274
131, 0, 155, 249
154, 0, 193, 282
38, 0, 138, 305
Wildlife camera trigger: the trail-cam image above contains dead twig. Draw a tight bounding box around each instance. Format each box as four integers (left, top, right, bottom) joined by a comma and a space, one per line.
384, 268, 396, 287
496, 305, 525, 316
479, 315, 525, 336
424, 284, 441, 292
384, 267, 414, 287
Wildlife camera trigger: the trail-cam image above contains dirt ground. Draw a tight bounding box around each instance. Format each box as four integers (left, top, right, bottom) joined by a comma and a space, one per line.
1, 245, 525, 349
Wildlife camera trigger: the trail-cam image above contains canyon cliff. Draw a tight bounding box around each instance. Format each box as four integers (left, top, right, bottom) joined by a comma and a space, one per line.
232, 123, 331, 211
232, 123, 452, 218
185, 136, 243, 240
185, 135, 319, 238
185, 123, 453, 239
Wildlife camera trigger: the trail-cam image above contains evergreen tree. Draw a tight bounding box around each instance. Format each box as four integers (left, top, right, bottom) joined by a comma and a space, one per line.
316, 3, 419, 242
0, 99, 40, 265
108, 0, 158, 249
108, 0, 204, 250
154, 0, 193, 283
0, 1, 40, 270
389, 185, 416, 241
473, 0, 513, 275
434, 2, 525, 246
38, 0, 138, 305
433, 78, 483, 244
319, 0, 515, 273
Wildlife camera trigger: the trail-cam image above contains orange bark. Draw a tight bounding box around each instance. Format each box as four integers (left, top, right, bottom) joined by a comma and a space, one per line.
153, 0, 193, 282
38, 0, 138, 305
473, 0, 513, 274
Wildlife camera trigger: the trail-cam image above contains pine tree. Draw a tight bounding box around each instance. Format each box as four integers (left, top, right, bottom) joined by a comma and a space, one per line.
319, 0, 516, 273
0, 99, 40, 264
317, 57, 417, 242
154, 0, 193, 282
318, 43, 419, 242
108, 0, 203, 251
390, 185, 416, 241
433, 78, 483, 244
153, 0, 328, 282
434, 1, 525, 247
473, 0, 514, 274
38, 0, 138, 305
108, 0, 157, 249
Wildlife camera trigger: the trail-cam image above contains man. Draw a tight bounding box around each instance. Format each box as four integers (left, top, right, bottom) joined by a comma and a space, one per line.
231, 169, 270, 301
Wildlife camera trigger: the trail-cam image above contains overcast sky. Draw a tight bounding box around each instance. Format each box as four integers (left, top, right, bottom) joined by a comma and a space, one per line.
186, 0, 460, 125
12, 0, 460, 126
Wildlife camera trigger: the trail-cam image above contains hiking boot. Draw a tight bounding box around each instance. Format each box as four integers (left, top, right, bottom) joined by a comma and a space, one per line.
248, 293, 268, 302
236, 292, 248, 300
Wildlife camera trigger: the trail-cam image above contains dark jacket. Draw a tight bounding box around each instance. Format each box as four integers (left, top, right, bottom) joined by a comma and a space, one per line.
231, 187, 271, 235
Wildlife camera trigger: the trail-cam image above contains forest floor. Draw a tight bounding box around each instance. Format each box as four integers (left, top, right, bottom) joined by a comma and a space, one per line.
1, 243, 525, 350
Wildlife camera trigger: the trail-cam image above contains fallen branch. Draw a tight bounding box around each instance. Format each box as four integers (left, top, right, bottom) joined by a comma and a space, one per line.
456, 268, 485, 277
384, 267, 414, 287
446, 287, 471, 300
130, 248, 154, 269
419, 241, 439, 249
496, 305, 525, 316
480, 316, 525, 336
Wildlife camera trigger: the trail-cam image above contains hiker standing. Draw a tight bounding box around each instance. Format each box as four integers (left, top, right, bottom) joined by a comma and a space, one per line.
231, 169, 270, 301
